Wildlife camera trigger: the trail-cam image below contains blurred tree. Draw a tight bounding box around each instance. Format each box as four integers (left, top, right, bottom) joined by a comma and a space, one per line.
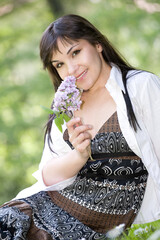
46, 0, 64, 16
134, 0, 160, 13
0, 0, 54, 204
0, 0, 34, 16
0, 0, 160, 205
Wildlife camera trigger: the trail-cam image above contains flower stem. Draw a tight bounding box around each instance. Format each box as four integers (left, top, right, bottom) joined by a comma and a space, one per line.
88, 146, 95, 161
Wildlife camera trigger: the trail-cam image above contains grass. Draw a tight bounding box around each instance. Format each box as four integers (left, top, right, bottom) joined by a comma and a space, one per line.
105, 219, 160, 240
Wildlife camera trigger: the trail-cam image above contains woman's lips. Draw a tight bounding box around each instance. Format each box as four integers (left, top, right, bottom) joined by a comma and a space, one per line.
76, 70, 87, 81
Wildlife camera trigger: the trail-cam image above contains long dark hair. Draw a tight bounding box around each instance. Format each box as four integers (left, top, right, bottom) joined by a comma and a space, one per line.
39, 14, 140, 148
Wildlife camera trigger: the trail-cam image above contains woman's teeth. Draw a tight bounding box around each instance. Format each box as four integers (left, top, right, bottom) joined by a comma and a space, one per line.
76, 70, 87, 80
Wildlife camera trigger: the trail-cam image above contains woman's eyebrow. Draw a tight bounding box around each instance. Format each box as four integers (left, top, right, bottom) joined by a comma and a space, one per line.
51, 60, 59, 63
51, 43, 79, 63
67, 43, 79, 54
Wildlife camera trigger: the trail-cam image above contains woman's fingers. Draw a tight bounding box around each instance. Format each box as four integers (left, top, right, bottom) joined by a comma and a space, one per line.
66, 118, 93, 156
67, 117, 82, 133
72, 131, 92, 148
70, 125, 92, 142
67, 118, 92, 139
76, 139, 91, 153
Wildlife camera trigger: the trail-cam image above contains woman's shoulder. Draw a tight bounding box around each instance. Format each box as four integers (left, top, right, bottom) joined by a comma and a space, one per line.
127, 69, 157, 80
127, 69, 160, 89
126, 69, 160, 102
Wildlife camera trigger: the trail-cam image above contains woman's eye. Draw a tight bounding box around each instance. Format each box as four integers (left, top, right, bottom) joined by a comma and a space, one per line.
72, 50, 81, 57
56, 62, 63, 68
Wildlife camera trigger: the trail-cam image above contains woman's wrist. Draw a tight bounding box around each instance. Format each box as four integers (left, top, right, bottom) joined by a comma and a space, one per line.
42, 149, 88, 186
73, 148, 89, 164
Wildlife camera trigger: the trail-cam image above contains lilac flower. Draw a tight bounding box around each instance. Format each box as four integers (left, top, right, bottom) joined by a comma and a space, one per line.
42, 75, 82, 132
53, 75, 82, 114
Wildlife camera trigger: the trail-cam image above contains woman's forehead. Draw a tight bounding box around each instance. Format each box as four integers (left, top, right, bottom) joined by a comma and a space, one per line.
52, 38, 80, 56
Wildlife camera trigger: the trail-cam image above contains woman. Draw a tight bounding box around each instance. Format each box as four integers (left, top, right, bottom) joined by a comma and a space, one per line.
0, 14, 160, 240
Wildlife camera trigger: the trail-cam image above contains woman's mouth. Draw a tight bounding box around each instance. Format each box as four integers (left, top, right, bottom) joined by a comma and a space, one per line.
76, 70, 87, 81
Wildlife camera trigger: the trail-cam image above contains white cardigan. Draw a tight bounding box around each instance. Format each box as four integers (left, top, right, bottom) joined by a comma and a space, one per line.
16, 65, 160, 224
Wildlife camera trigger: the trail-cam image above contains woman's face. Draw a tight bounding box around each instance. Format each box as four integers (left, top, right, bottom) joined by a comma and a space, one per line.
51, 38, 106, 91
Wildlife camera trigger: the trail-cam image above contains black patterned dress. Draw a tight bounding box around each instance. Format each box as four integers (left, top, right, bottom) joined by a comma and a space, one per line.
0, 112, 148, 240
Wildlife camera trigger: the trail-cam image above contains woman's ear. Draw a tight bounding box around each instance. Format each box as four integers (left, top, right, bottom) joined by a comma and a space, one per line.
96, 43, 103, 53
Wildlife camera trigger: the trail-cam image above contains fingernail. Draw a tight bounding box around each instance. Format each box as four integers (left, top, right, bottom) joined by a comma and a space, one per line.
88, 125, 93, 129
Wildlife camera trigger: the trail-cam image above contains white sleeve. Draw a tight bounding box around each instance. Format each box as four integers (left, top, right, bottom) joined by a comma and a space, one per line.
129, 72, 160, 223
32, 120, 77, 191
138, 73, 160, 163
128, 72, 160, 187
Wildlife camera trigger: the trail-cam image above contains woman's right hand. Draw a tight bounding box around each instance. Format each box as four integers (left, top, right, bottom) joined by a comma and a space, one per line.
42, 117, 93, 186
66, 117, 93, 160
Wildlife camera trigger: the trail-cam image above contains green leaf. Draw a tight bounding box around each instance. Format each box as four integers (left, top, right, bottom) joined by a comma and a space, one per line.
54, 117, 63, 132
59, 113, 64, 125
41, 105, 60, 118
41, 105, 54, 115
63, 113, 71, 122
53, 111, 60, 118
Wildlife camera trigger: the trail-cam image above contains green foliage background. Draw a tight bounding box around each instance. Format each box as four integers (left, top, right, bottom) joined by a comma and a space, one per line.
0, 0, 160, 205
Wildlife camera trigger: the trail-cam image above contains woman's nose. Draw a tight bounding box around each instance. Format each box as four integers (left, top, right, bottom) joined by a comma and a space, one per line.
67, 62, 78, 75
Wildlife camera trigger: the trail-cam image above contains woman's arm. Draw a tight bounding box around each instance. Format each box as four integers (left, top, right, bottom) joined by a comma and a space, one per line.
42, 117, 93, 186
132, 72, 160, 161
128, 71, 160, 187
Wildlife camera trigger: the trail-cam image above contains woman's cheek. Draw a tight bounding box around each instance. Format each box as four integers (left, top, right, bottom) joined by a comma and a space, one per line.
57, 69, 65, 80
